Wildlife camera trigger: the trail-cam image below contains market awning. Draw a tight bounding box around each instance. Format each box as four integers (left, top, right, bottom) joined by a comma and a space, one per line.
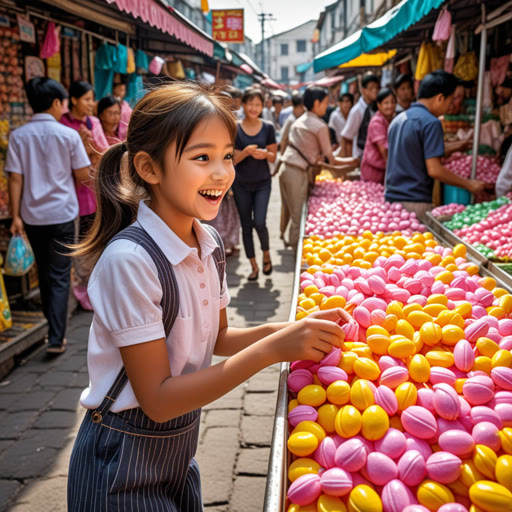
314, 0, 444, 72
339, 50, 397, 69
296, 61, 313, 74
105, 0, 214, 56
314, 75, 345, 87
261, 77, 287, 90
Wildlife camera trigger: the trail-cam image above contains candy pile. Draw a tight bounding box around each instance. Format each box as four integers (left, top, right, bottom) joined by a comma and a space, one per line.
288, 249, 512, 511
431, 204, 466, 218
444, 153, 501, 183
444, 197, 510, 231
306, 181, 425, 238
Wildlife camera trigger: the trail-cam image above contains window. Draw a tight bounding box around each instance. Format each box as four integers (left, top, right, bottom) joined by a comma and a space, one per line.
280, 43, 288, 56
281, 66, 289, 82
297, 40, 306, 52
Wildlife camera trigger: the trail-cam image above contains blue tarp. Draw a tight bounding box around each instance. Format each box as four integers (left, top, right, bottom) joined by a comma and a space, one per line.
313, 0, 445, 72
296, 61, 313, 74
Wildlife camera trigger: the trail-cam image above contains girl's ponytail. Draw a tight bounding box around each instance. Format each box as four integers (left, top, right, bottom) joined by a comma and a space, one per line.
71, 141, 147, 269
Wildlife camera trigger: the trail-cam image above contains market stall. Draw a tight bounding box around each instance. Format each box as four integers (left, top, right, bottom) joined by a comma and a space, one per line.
264, 175, 512, 512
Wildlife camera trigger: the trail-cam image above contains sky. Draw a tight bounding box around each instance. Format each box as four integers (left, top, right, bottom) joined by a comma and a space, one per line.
208, 0, 334, 43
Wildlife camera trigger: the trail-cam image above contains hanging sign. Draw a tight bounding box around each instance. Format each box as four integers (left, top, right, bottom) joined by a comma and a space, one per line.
211, 9, 244, 44
17, 15, 35, 43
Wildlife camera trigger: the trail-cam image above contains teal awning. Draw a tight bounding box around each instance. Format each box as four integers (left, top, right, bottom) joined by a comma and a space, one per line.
314, 0, 444, 72
296, 61, 313, 74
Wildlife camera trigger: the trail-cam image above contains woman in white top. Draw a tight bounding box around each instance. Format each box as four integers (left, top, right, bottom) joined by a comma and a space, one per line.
67, 82, 348, 511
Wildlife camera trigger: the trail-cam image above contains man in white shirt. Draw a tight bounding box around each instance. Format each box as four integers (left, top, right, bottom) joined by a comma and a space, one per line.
328, 92, 354, 148
6, 77, 91, 355
341, 74, 380, 158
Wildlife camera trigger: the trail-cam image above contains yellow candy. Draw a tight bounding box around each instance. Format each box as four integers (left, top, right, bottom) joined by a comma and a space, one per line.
298, 385, 327, 407
350, 379, 375, 411
388, 337, 416, 358
321, 295, 346, 310
424, 304, 448, 317
473, 356, 492, 375
361, 405, 389, 441
304, 285, 319, 297
460, 460, 485, 488
367, 334, 391, 356
316, 404, 338, 434
427, 294, 449, 306
420, 321, 443, 346
499, 294, 512, 314
441, 325, 465, 345
317, 494, 348, 512
496, 455, 512, 491
494, 288, 509, 298
435, 270, 454, 284
395, 319, 415, 340
386, 301, 406, 320
288, 457, 321, 482
408, 354, 431, 383
454, 302, 473, 319
469, 481, 512, 512
403, 303, 423, 316
408, 311, 434, 329
299, 298, 317, 310
335, 405, 362, 438
476, 337, 500, 358
488, 306, 506, 319
382, 314, 398, 332
389, 415, 404, 432
353, 358, 380, 381
395, 382, 418, 412
450, 313, 465, 329
479, 277, 496, 291
492, 349, 512, 369
367, 325, 390, 337
327, 380, 351, 406
313, 375, 322, 386
288, 504, 316, 512
352, 346, 374, 359
292, 420, 326, 442
289, 399, 299, 413
500, 428, 512, 455
474, 444, 498, 480
425, 350, 455, 368
339, 352, 358, 374
348, 485, 383, 512
417, 480, 454, 511
455, 378, 467, 394
287, 431, 318, 457
447, 479, 470, 497
453, 243, 467, 258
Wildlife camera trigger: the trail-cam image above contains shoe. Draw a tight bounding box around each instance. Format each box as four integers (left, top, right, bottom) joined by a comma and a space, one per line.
248, 269, 259, 281
46, 338, 67, 355
263, 260, 273, 276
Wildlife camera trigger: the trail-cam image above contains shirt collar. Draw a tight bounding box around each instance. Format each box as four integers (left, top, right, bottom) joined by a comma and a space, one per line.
136, 200, 217, 266
31, 113, 58, 122
357, 96, 368, 108
411, 102, 430, 113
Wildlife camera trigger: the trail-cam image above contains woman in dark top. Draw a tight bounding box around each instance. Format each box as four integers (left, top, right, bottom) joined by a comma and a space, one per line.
233, 88, 277, 281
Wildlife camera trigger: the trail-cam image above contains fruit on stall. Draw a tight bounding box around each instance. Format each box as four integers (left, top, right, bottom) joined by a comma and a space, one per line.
444, 197, 510, 231
431, 203, 466, 218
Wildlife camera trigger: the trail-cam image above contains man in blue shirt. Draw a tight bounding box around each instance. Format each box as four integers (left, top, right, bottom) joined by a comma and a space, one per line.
385, 70, 485, 219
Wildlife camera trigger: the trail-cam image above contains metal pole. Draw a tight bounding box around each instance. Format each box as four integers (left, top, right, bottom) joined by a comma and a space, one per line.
470, 4, 486, 183
260, 14, 265, 73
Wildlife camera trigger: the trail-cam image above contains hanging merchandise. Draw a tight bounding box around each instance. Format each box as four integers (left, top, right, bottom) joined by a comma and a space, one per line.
167, 60, 185, 79
148, 56, 165, 75
415, 42, 443, 81
454, 51, 478, 82
432, 6, 451, 42
490, 55, 509, 87
24, 56, 44, 81
135, 49, 149, 74
94, 42, 116, 99
113, 43, 127, 74
46, 52, 61, 82
126, 48, 135, 74
444, 25, 456, 73
40, 21, 60, 59
126, 72, 144, 106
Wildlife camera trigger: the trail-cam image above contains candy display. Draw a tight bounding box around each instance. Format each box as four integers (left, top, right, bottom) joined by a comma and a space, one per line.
444, 197, 510, 231
431, 204, 466, 218
443, 153, 501, 184
285, 178, 512, 512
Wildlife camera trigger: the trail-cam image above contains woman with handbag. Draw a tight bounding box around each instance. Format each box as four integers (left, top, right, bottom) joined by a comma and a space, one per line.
278, 86, 358, 249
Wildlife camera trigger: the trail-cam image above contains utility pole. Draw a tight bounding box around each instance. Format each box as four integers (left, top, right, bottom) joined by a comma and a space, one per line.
258, 12, 274, 74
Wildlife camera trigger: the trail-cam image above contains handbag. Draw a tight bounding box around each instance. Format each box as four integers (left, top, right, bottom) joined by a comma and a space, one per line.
288, 142, 319, 186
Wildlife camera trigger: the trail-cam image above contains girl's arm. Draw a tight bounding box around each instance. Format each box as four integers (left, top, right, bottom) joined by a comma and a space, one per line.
251, 143, 277, 162
376, 143, 388, 162
120, 308, 347, 423
234, 145, 257, 165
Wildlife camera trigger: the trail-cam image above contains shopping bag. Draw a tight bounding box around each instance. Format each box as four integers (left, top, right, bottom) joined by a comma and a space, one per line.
0, 253, 12, 332
4, 235, 35, 277
432, 7, 452, 41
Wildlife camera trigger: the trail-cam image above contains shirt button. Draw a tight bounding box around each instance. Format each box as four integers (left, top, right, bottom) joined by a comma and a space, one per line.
198, 267, 204, 273
200, 283, 206, 289
203, 300, 208, 306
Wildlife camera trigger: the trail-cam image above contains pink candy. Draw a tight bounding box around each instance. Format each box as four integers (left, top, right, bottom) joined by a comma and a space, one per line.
315, 436, 337, 469
398, 450, 427, 486
334, 438, 367, 472
380, 367, 410, 389
288, 473, 321, 505
401, 406, 437, 440
375, 385, 399, 415
317, 366, 348, 386
492, 367, 512, 391
381, 479, 417, 512
320, 467, 353, 497
438, 430, 475, 457
472, 421, 501, 451
287, 369, 313, 393
288, 405, 318, 427
462, 375, 495, 405
426, 451, 462, 484
433, 383, 461, 420
453, 339, 475, 372
374, 428, 407, 459
364, 452, 398, 485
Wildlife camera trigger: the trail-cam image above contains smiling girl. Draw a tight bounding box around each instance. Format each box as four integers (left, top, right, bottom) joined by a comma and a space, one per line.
67, 82, 348, 511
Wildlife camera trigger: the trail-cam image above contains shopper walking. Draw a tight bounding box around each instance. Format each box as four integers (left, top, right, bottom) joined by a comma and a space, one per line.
360, 88, 396, 184
67, 81, 348, 511
6, 77, 91, 354
279, 86, 358, 249
61, 80, 108, 310
97, 96, 122, 146
233, 88, 277, 281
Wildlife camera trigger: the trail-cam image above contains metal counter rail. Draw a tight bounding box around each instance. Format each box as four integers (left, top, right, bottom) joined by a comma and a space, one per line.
263, 201, 308, 512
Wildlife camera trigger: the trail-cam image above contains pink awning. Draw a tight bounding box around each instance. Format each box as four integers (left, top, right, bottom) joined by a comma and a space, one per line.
240, 64, 253, 75
314, 75, 345, 87
261, 77, 286, 90
105, 0, 214, 57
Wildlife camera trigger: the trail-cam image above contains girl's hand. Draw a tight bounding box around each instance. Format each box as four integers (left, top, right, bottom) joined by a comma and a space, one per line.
252, 149, 268, 160
244, 144, 258, 156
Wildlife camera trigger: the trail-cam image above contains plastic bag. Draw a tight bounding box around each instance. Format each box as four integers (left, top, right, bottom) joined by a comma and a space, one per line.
454, 52, 478, 82
40, 22, 61, 59
0, 253, 12, 332
432, 7, 452, 41
4, 235, 35, 277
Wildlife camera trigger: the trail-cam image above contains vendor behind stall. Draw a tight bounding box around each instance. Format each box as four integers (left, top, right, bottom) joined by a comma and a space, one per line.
385, 70, 486, 219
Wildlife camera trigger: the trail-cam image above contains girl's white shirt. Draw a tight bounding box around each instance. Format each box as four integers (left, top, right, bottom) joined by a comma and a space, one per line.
80, 200, 230, 412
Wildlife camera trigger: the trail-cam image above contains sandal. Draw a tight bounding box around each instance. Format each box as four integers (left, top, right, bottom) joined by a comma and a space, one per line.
248, 269, 259, 281
46, 338, 67, 355
263, 259, 273, 276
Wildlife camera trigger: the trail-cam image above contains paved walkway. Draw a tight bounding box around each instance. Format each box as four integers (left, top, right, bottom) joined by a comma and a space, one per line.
0, 179, 295, 511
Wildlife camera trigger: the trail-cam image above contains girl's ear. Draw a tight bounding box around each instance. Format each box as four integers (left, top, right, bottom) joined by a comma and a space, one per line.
133, 151, 161, 185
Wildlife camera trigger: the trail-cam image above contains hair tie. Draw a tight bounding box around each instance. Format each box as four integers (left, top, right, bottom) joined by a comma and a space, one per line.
120, 142, 127, 153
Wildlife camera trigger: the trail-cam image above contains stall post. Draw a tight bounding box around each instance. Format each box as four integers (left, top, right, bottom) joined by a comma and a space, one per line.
470, 4, 486, 188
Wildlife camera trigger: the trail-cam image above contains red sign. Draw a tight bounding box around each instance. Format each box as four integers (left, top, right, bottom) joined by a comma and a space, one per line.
211, 9, 244, 43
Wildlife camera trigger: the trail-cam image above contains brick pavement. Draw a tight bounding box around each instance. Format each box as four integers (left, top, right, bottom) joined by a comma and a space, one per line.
0, 179, 295, 511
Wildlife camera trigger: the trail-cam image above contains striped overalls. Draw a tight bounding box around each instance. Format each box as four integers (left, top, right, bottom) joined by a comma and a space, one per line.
68, 224, 225, 511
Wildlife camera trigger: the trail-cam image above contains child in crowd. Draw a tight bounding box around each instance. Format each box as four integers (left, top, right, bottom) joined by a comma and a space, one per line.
328, 92, 354, 148
393, 74, 414, 112
6, 77, 91, 354
385, 70, 486, 219
67, 82, 348, 510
